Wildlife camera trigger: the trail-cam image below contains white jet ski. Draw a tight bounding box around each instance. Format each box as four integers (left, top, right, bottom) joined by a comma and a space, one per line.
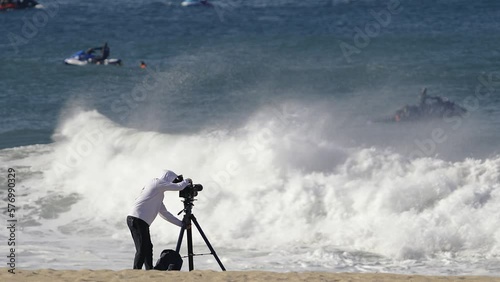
63, 50, 122, 66
181, 0, 211, 7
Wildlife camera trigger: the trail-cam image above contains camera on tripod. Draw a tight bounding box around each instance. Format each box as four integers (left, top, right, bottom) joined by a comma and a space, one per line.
174, 175, 203, 199
173, 174, 225, 271
179, 183, 203, 199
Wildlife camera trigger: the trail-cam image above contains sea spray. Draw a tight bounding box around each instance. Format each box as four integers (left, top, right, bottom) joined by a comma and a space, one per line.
33, 109, 500, 262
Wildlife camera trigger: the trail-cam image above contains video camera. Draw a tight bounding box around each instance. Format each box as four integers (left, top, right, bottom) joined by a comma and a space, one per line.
180, 183, 203, 199
174, 175, 203, 199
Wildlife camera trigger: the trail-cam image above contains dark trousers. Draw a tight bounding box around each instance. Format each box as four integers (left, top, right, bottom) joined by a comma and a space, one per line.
127, 216, 153, 270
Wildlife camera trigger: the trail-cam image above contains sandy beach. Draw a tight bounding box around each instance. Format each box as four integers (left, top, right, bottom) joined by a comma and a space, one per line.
2, 269, 499, 282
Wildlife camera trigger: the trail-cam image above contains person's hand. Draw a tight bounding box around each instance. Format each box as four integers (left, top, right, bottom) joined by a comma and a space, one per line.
185, 178, 193, 185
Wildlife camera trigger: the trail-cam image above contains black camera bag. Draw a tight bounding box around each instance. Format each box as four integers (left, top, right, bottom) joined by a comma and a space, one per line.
153, 249, 183, 271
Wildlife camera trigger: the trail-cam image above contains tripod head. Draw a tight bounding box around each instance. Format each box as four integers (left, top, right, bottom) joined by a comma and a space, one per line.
178, 194, 195, 216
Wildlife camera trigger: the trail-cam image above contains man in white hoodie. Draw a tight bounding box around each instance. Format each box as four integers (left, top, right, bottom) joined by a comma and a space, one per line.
127, 170, 191, 270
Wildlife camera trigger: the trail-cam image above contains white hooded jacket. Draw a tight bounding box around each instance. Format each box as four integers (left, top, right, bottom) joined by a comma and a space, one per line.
129, 170, 190, 227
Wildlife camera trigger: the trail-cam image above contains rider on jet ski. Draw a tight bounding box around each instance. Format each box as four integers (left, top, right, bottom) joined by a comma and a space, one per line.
85, 42, 110, 64
419, 87, 457, 114
420, 87, 444, 107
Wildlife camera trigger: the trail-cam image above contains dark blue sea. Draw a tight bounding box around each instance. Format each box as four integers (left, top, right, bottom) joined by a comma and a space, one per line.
1, 0, 500, 275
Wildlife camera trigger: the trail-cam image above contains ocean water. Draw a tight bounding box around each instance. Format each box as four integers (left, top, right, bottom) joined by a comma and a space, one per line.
1, 0, 500, 276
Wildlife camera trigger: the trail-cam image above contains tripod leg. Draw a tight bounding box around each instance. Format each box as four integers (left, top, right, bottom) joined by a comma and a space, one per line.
175, 224, 186, 253
191, 215, 226, 271
187, 217, 194, 271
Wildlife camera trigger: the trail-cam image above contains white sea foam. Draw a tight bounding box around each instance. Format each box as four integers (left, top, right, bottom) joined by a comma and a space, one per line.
3, 107, 500, 274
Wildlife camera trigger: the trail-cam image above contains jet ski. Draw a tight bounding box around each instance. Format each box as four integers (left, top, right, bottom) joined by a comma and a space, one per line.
63, 50, 122, 66
0, 0, 40, 10
392, 97, 467, 122
181, 0, 212, 7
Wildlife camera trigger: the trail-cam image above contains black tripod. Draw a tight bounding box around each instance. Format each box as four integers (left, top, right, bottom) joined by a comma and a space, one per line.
175, 196, 226, 271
